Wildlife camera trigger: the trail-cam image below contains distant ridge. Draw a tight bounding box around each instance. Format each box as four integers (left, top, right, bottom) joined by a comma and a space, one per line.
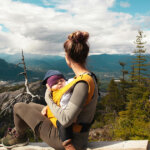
0, 58, 23, 81
0, 58, 43, 82
0, 53, 133, 72
0, 53, 150, 82
87, 54, 133, 72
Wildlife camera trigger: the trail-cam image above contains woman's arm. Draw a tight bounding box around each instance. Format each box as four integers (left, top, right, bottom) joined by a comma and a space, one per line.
45, 81, 88, 127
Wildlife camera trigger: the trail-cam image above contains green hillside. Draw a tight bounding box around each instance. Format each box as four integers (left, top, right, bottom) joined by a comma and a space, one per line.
0, 58, 43, 82
0, 58, 24, 81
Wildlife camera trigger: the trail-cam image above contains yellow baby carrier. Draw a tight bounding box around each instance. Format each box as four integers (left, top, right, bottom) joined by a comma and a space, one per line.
47, 72, 95, 132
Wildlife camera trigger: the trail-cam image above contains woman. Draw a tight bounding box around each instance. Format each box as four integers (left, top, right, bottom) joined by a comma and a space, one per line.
2, 31, 98, 150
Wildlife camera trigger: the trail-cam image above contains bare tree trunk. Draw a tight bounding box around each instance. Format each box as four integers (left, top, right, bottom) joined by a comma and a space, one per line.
17, 50, 40, 100
1, 50, 40, 114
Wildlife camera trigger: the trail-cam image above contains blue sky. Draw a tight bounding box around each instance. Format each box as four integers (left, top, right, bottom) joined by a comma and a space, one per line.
110, 0, 150, 15
0, 24, 9, 32
12, 0, 150, 15
13, 0, 56, 8
0, 0, 150, 55
12, 0, 67, 12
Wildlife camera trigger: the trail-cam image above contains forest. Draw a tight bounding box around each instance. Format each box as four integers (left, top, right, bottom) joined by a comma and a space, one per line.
91, 30, 150, 141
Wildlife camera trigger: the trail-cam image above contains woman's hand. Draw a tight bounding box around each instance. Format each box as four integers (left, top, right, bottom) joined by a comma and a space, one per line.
41, 106, 48, 116
45, 84, 52, 105
46, 84, 51, 90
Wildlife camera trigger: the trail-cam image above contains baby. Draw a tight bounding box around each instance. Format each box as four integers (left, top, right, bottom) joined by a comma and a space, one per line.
41, 70, 75, 150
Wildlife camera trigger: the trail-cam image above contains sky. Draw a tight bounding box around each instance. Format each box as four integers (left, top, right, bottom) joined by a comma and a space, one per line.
0, 0, 150, 55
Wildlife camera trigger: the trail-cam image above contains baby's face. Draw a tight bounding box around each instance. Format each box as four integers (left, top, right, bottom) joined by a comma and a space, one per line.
51, 78, 66, 91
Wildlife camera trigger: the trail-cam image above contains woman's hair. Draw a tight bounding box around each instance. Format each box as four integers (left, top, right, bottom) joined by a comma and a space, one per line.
64, 31, 89, 65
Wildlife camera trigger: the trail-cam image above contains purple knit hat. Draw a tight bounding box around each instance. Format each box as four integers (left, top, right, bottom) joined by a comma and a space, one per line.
47, 75, 65, 88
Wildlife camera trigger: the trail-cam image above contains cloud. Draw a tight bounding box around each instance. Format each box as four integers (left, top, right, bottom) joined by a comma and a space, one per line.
120, 1, 130, 8
42, 0, 51, 6
0, 0, 149, 55
42, 0, 61, 7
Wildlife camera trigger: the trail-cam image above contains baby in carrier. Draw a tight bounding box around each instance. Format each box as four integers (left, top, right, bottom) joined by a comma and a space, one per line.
42, 70, 76, 150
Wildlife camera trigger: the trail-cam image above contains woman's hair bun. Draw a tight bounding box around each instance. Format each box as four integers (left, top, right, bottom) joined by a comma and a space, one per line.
68, 31, 89, 43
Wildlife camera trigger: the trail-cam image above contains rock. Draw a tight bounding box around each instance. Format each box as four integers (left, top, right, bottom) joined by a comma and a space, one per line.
87, 140, 149, 150
0, 81, 47, 138
0, 142, 53, 150
0, 140, 149, 150
0, 81, 46, 112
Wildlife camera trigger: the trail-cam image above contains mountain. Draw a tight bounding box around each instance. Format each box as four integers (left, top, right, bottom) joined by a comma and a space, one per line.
0, 53, 133, 72
0, 53, 72, 73
0, 53, 150, 82
0, 58, 43, 82
24, 58, 72, 73
0, 58, 23, 81
87, 54, 133, 72
0, 53, 63, 65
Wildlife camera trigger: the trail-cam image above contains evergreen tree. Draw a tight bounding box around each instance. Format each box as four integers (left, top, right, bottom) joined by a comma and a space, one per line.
130, 64, 135, 82
114, 84, 150, 140
112, 30, 150, 140
119, 62, 129, 104
102, 79, 124, 113
131, 30, 148, 83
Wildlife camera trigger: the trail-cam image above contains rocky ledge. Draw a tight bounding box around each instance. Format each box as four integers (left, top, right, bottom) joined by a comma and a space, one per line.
0, 140, 149, 150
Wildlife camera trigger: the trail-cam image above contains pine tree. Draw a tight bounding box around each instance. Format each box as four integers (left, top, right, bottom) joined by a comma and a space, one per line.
113, 31, 150, 140
119, 62, 129, 104
130, 64, 135, 82
114, 84, 150, 140
103, 79, 124, 113
131, 30, 148, 83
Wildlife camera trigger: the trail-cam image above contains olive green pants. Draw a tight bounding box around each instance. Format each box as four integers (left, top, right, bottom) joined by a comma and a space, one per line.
14, 102, 64, 150
14, 102, 87, 150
